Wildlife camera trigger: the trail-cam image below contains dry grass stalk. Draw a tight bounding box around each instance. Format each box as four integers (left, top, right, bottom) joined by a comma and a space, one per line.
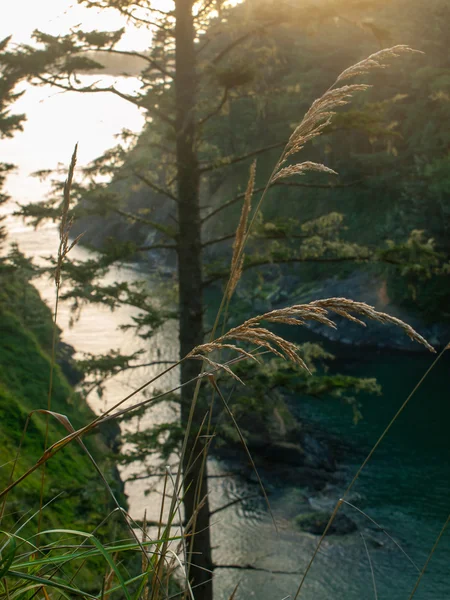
39, 143, 84, 539
310, 298, 434, 352
55, 143, 84, 288
335, 45, 421, 84
279, 84, 370, 166
271, 45, 420, 184
187, 342, 261, 382
189, 353, 246, 384
190, 297, 434, 377
141, 510, 150, 600
219, 46, 418, 334
228, 160, 256, 299
272, 161, 337, 182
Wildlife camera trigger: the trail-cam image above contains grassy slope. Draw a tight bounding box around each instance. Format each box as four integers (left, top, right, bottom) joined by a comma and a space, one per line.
0, 265, 126, 586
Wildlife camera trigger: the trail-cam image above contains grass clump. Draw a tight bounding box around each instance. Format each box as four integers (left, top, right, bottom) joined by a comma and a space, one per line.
0, 263, 127, 589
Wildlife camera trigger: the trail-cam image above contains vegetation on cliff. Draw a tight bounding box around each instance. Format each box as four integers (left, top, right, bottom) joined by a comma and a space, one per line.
0, 247, 127, 588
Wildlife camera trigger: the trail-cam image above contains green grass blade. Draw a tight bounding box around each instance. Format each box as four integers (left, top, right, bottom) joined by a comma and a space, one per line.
35, 529, 132, 600
8, 583, 73, 600
11, 535, 182, 571
0, 532, 17, 578
6, 569, 96, 598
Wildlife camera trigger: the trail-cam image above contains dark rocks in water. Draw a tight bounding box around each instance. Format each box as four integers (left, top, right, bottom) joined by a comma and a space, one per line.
98, 419, 123, 455
56, 340, 83, 386
268, 270, 450, 352
239, 433, 334, 471
284, 466, 339, 491
246, 440, 305, 466
216, 434, 340, 492
213, 398, 347, 492
301, 431, 336, 472
295, 510, 357, 535
253, 436, 338, 490
55, 341, 124, 459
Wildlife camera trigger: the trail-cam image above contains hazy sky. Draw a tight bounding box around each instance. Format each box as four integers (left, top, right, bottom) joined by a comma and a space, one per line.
0, 1, 151, 204
0, 0, 168, 49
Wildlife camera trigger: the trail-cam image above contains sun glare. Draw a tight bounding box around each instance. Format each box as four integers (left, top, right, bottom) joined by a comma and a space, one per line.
0, 0, 242, 203
0, 0, 175, 51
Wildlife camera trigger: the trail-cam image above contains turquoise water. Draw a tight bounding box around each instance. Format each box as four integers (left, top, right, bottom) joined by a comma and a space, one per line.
300, 346, 450, 598
212, 344, 450, 599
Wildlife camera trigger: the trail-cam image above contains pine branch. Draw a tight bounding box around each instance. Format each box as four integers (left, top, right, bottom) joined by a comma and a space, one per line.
200, 185, 263, 224
210, 19, 282, 66
196, 33, 214, 56
199, 87, 229, 126
93, 47, 173, 79
34, 75, 175, 126
201, 179, 362, 224
132, 170, 178, 202
82, 1, 174, 28
199, 141, 286, 174
202, 233, 236, 248
137, 243, 177, 252
118, 4, 174, 21
113, 207, 177, 239
204, 255, 372, 287
203, 230, 312, 248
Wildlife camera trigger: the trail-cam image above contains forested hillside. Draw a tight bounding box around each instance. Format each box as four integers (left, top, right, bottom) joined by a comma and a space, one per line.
69, 0, 449, 325
0, 247, 127, 587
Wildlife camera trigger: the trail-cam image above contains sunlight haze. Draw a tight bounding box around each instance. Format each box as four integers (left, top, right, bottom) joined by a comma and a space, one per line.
0, 0, 171, 50
0, 0, 157, 203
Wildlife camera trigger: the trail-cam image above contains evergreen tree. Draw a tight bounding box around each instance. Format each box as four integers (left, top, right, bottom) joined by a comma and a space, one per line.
0, 35, 26, 248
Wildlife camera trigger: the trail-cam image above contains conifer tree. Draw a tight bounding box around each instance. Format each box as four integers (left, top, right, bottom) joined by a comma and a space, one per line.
0, 35, 26, 248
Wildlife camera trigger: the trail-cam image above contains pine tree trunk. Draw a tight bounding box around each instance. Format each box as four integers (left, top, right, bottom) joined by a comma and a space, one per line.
175, 2, 213, 599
